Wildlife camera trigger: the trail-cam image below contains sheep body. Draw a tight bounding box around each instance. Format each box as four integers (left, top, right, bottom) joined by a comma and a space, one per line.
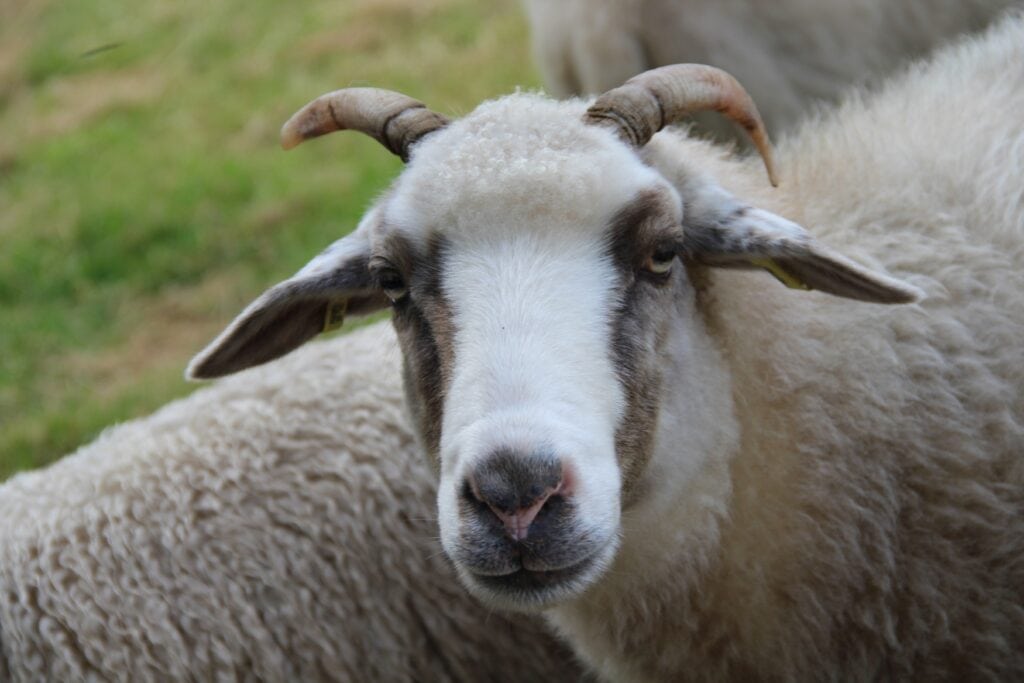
0, 323, 582, 681
523, 0, 1019, 136
540, 15, 1024, 681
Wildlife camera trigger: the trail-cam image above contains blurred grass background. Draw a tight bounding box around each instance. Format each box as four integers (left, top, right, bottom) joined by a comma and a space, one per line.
0, 0, 538, 479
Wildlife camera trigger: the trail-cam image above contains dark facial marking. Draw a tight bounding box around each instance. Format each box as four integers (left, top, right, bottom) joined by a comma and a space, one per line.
605, 190, 680, 505
607, 189, 685, 276
386, 232, 455, 467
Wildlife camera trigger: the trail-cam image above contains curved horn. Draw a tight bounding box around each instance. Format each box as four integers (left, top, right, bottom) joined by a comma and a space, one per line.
280, 87, 449, 162
584, 65, 778, 186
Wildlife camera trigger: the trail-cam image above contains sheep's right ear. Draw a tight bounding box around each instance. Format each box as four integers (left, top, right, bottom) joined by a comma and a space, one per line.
677, 178, 923, 304
186, 226, 387, 380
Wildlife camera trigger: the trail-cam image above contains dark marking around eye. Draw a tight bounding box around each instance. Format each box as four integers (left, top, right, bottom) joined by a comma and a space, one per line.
385, 232, 455, 468
379, 271, 404, 289
652, 246, 677, 263
603, 190, 677, 504
368, 255, 409, 303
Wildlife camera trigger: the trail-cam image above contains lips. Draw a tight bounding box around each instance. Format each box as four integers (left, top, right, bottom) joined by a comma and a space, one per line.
467, 550, 600, 603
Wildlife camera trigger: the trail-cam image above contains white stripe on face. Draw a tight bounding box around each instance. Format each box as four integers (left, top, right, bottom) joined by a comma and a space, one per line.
436, 229, 625, 559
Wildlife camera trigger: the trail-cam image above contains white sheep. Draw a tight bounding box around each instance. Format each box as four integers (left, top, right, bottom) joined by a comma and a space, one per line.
523, 0, 1019, 138
189, 11, 1024, 681
0, 323, 583, 681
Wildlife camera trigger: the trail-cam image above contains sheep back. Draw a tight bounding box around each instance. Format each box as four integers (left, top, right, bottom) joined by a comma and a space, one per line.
0, 322, 581, 682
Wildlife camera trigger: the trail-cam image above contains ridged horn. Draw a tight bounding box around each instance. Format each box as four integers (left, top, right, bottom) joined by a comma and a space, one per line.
280, 87, 449, 162
584, 64, 778, 186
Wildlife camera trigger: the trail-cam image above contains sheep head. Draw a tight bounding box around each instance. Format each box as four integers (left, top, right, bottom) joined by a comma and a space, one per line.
189, 67, 920, 610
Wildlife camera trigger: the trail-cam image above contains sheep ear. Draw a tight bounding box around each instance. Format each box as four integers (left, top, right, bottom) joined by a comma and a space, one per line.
186, 228, 387, 380
683, 202, 923, 304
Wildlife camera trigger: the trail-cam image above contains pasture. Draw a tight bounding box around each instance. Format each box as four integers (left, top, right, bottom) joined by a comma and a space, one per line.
0, 0, 536, 477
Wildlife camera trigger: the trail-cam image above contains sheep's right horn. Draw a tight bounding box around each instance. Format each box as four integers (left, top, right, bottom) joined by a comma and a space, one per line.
584, 64, 778, 186
281, 87, 449, 162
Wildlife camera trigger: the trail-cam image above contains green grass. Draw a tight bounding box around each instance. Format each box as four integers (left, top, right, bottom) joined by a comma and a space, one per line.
0, 0, 539, 479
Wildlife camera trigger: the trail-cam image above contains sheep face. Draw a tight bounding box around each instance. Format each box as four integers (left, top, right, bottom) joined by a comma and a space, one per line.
377, 96, 684, 608
189, 90, 918, 611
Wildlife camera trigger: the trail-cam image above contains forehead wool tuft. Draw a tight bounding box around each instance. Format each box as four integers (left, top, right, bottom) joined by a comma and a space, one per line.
387, 93, 664, 240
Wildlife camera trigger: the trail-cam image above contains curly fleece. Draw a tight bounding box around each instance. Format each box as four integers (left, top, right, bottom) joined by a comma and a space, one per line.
542, 15, 1024, 681
0, 323, 582, 682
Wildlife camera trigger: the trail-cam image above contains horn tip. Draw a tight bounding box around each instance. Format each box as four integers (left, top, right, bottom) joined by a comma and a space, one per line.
765, 155, 780, 187
752, 135, 780, 187
280, 124, 304, 150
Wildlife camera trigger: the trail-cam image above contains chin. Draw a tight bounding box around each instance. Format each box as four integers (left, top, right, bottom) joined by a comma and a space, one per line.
457, 539, 619, 612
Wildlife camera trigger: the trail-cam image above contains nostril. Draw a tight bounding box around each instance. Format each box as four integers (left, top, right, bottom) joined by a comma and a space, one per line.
487, 485, 561, 541
465, 450, 566, 542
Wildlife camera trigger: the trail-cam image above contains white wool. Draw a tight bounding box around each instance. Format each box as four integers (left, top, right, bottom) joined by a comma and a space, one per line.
541, 15, 1024, 681
387, 94, 664, 243
0, 324, 582, 681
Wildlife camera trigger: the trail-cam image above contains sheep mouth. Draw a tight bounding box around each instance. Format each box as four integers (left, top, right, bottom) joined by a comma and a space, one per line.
465, 551, 602, 608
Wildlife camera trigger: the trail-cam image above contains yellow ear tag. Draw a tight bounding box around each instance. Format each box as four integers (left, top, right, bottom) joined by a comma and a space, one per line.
749, 257, 812, 291
323, 300, 348, 333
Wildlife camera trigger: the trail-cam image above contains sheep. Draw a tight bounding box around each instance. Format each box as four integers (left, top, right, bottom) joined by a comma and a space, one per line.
0, 322, 584, 681
188, 13, 1024, 682
186, 10, 1024, 679
522, 0, 1020, 140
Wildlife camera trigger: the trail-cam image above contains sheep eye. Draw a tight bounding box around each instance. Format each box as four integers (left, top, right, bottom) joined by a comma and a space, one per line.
372, 265, 408, 302
643, 248, 677, 276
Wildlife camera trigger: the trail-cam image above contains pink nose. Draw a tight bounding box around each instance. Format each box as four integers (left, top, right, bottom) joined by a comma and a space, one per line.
485, 484, 561, 541
466, 451, 566, 542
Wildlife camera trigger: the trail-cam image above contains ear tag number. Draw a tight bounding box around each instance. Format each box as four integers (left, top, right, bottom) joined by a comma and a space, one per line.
323, 300, 348, 332
749, 257, 812, 291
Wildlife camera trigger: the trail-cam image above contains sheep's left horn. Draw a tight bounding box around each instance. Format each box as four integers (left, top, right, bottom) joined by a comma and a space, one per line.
280, 87, 449, 162
584, 64, 778, 186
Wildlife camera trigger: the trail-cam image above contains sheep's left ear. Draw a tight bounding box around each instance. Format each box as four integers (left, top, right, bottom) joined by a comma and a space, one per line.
682, 193, 922, 303
186, 222, 388, 380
